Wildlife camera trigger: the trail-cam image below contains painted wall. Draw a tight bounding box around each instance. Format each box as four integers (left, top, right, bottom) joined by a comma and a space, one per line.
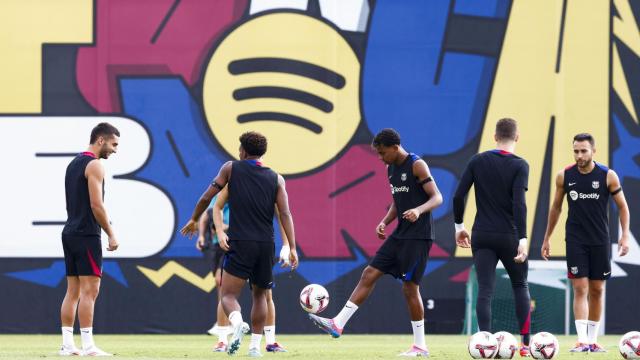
0, 0, 638, 334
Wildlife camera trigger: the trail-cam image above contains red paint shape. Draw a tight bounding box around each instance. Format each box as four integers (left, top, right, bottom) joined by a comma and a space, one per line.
449, 267, 470, 282
430, 242, 449, 257
76, 0, 247, 112
287, 145, 395, 258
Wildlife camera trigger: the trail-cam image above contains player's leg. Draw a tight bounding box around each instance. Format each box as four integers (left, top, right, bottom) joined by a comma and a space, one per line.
397, 239, 431, 357
60, 235, 81, 355
213, 266, 230, 352
264, 289, 286, 352
585, 244, 611, 352
246, 241, 276, 357
566, 241, 591, 352
498, 235, 531, 354
471, 232, 499, 332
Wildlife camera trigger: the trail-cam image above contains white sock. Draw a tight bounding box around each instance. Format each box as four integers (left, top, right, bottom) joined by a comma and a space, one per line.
218, 326, 230, 344
264, 325, 276, 344
80, 327, 94, 350
61, 326, 75, 348
228, 311, 243, 328
575, 320, 588, 344
249, 333, 262, 350
411, 320, 426, 349
334, 301, 358, 329
586, 320, 600, 344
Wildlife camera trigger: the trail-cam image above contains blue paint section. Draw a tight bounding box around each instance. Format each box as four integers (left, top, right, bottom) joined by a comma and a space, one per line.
431, 167, 456, 220
103, 261, 128, 287
5, 261, 66, 287
274, 244, 368, 286
612, 115, 640, 185
363, 0, 497, 156
120, 78, 228, 257
454, 0, 510, 18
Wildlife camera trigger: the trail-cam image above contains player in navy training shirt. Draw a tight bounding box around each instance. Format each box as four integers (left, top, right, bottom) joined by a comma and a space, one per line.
453, 118, 532, 356
59, 122, 119, 356
308, 128, 443, 357
180, 131, 298, 357
542, 133, 630, 353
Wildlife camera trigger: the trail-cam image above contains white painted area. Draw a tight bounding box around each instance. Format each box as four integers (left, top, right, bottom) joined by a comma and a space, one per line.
319, 0, 370, 32
0, 116, 174, 258
250, 0, 308, 14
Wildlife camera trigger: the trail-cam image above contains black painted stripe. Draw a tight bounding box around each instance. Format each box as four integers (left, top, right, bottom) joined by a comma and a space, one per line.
237, 112, 322, 134
228, 58, 346, 89
233, 86, 333, 113
329, 171, 376, 198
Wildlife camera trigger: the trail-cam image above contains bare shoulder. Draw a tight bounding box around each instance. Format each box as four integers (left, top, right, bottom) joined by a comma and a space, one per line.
85, 159, 104, 178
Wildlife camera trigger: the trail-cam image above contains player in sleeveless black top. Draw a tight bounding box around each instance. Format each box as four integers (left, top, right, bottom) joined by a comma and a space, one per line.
453, 118, 532, 356
180, 131, 298, 356
542, 133, 631, 352
59, 123, 119, 356
308, 129, 443, 357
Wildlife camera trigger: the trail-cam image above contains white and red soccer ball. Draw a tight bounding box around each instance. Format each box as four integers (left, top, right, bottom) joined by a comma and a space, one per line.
494, 331, 518, 359
530, 332, 559, 359
299, 284, 330, 314
619, 331, 640, 359
468, 331, 499, 359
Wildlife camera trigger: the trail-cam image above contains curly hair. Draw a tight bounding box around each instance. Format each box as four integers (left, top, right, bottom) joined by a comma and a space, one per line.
239, 131, 267, 156
372, 128, 401, 147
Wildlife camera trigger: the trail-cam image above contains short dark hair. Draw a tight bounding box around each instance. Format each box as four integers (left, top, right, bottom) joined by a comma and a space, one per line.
573, 133, 595, 147
372, 128, 401, 147
90, 122, 120, 144
495, 118, 518, 141
239, 131, 267, 156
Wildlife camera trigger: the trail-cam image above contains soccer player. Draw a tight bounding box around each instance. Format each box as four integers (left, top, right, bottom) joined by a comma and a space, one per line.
209, 187, 290, 353
541, 133, 630, 353
180, 131, 298, 357
59, 123, 120, 356
452, 118, 532, 357
308, 128, 443, 357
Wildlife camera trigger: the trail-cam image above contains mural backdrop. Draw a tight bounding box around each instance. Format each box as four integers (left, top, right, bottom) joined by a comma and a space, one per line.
1, 0, 639, 334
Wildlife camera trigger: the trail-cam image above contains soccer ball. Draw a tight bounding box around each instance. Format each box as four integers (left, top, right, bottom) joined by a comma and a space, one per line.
299, 284, 329, 314
494, 331, 518, 359
530, 332, 559, 359
468, 331, 498, 359
619, 331, 640, 359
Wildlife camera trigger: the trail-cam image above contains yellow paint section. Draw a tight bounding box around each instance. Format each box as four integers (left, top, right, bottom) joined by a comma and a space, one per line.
202, 13, 361, 175
137, 261, 216, 293
457, 1, 609, 257
0, 0, 92, 113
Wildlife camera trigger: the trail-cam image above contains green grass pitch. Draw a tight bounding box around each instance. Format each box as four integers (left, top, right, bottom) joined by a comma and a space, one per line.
0, 334, 623, 359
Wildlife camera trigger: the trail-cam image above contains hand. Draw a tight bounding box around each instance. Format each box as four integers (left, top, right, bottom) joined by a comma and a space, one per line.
107, 235, 119, 251
288, 248, 299, 270
180, 219, 198, 239
455, 229, 471, 248
279, 245, 291, 267
376, 222, 386, 240
541, 240, 550, 260
402, 208, 420, 223
618, 234, 630, 257
218, 231, 230, 251
196, 236, 205, 251
514, 243, 528, 263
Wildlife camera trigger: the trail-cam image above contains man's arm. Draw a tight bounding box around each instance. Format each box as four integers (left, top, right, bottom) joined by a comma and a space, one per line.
275, 175, 298, 270
212, 187, 229, 251
196, 209, 209, 250
86, 160, 118, 251
180, 161, 232, 237
608, 170, 630, 257
376, 203, 397, 240
513, 162, 529, 263
452, 157, 474, 248
541, 170, 565, 260
275, 206, 292, 266
403, 159, 443, 222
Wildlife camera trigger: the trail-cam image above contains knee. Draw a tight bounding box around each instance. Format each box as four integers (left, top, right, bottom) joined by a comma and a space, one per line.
401, 283, 419, 299
573, 285, 588, 297
589, 286, 604, 299
80, 286, 99, 300
360, 267, 377, 284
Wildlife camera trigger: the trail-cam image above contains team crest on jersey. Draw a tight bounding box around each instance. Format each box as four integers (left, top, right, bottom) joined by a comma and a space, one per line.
401, 173, 407, 181
571, 266, 579, 275
592, 181, 600, 189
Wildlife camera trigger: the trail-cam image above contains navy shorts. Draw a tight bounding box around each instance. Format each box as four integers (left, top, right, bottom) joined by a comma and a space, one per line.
62, 234, 103, 277
566, 241, 611, 280
223, 240, 275, 289
369, 236, 433, 284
